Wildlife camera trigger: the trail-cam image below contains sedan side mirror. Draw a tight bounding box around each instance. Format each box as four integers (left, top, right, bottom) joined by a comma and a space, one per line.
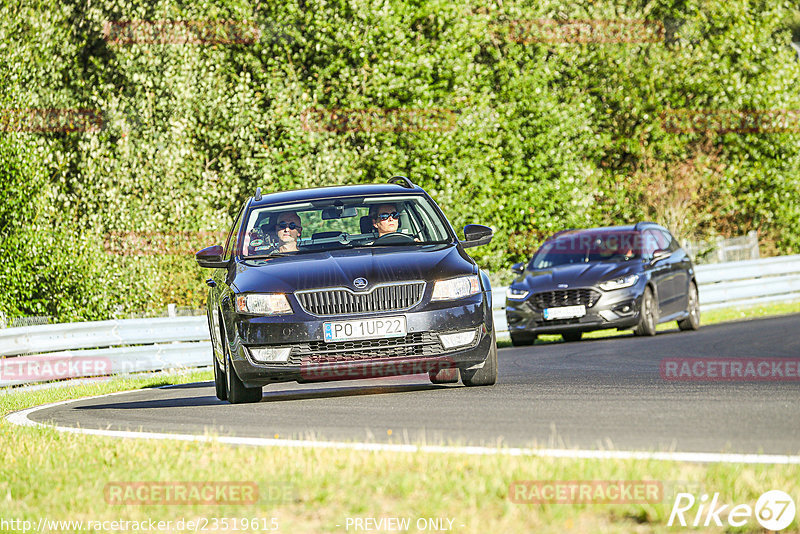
461, 224, 493, 248
650, 249, 671, 264
511, 262, 525, 275
196, 245, 228, 269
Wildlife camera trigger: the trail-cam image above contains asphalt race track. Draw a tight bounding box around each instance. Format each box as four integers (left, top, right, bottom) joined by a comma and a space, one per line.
26, 314, 800, 455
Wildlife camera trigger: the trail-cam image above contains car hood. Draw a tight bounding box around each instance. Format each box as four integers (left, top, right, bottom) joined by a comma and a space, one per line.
518, 261, 641, 291
231, 244, 475, 294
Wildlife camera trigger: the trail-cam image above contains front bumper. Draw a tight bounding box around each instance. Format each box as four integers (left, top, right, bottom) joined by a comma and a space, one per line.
505, 284, 645, 335
229, 294, 493, 387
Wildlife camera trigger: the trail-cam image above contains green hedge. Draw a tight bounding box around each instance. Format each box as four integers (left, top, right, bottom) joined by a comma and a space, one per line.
1, 0, 799, 321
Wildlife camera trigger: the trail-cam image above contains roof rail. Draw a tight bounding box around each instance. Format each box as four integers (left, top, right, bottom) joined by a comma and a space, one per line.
388, 175, 415, 189
254, 187, 262, 201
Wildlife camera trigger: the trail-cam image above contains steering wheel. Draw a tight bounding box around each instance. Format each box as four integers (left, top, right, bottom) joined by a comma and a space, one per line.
372, 232, 415, 245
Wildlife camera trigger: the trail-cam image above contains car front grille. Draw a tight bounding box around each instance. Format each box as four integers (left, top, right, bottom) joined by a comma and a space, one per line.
531, 288, 601, 310
295, 281, 425, 316
287, 332, 443, 365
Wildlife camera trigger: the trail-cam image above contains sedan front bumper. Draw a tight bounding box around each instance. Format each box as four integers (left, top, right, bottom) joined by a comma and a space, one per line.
227, 295, 494, 387
505, 285, 645, 336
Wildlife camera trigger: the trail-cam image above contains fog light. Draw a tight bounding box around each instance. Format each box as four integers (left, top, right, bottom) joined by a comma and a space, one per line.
249, 347, 292, 363
439, 329, 478, 349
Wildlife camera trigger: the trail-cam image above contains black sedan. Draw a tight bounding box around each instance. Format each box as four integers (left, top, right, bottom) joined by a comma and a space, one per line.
196, 176, 497, 403
505, 223, 700, 345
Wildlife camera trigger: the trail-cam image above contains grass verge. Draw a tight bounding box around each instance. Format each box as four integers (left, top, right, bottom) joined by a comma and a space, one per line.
1, 301, 799, 532
0, 371, 798, 532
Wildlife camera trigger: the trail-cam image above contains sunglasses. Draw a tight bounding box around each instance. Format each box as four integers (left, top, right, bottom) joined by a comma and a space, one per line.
277, 221, 301, 230
375, 211, 400, 221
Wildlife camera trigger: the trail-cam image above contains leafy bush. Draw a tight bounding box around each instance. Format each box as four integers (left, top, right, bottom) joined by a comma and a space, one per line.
1, 0, 799, 320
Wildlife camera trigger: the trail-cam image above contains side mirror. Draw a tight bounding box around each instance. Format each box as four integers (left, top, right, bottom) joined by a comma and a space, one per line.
650, 249, 671, 264
196, 245, 228, 269
511, 262, 525, 275
461, 224, 493, 248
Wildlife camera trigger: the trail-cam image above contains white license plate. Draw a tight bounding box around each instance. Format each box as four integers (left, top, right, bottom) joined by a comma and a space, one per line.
323, 316, 407, 342
543, 305, 586, 320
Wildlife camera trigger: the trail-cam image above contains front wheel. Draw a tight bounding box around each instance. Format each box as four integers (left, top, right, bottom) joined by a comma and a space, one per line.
678, 281, 701, 331
222, 332, 262, 404
461, 331, 497, 386
633, 287, 658, 336
429, 367, 460, 384
510, 333, 536, 346
562, 332, 582, 342
213, 353, 227, 401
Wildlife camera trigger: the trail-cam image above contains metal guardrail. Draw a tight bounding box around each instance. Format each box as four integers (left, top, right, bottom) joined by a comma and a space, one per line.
1, 255, 799, 387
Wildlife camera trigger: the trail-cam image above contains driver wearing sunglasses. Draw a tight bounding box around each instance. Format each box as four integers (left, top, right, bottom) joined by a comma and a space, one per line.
274, 211, 303, 252
370, 204, 401, 237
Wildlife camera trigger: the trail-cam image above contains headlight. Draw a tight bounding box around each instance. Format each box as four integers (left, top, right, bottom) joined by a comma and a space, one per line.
598, 274, 639, 291
431, 275, 481, 301
235, 293, 293, 315
506, 286, 529, 300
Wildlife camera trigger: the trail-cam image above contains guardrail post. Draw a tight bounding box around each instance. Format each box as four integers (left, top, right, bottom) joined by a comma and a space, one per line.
0, 311, 5, 329
168, 303, 177, 318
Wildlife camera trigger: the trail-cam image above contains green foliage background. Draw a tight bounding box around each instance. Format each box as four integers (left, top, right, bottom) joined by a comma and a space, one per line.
1, 0, 799, 321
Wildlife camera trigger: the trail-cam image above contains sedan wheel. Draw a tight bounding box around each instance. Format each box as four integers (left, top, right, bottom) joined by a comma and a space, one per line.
633, 287, 658, 336
429, 367, 460, 384
510, 333, 536, 346
561, 332, 582, 342
461, 331, 497, 386
221, 330, 262, 404
678, 281, 701, 331
213, 353, 227, 401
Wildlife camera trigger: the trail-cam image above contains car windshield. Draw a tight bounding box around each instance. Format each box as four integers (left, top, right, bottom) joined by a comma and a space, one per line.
238, 195, 452, 258
530, 231, 650, 269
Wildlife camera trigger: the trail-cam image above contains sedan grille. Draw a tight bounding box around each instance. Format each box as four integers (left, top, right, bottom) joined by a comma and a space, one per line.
295, 282, 425, 316
288, 332, 443, 364
531, 288, 601, 309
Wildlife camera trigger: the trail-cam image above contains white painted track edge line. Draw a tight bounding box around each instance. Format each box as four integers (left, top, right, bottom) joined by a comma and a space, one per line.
6, 389, 800, 464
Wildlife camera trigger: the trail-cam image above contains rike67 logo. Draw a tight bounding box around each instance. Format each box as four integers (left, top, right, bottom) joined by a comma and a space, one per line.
668, 490, 796, 531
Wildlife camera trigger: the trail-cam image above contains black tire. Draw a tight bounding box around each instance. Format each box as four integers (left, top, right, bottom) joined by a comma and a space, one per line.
461, 331, 497, 386
222, 331, 262, 404
429, 367, 460, 384
510, 333, 536, 346
213, 353, 227, 401
678, 281, 701, 331
562, 332, 582, 342
634, 287, 658, 336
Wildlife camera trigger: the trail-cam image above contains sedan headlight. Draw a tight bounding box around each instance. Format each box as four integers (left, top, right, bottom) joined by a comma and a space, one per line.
431, 275, 481, 301
235, 293, 293, 315
598, 274, 639, 291
506, 286, 529, 300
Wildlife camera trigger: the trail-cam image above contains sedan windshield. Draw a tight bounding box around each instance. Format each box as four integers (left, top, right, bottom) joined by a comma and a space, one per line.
238, 195, 452, 258
530, 231, 651, 269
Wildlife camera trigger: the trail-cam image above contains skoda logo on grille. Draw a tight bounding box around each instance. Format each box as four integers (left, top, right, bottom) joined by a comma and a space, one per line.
353, 277, 368, 289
